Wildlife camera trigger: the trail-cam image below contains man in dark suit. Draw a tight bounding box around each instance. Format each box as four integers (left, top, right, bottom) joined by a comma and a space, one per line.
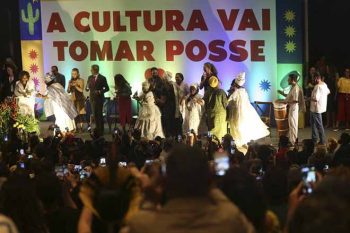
51, 65, 66, 89
86, 64, 109, 135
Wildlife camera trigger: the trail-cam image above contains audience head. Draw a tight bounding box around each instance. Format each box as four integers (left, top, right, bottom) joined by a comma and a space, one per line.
166, 144, 210, 198
289, 194, 350, 233
221, 168, 267, 232
35, 172, 63, 211
327, 138, 338, 153
338, 132, 350, 145
257, 145, 275, 171
262, 167, 288, 205
278, 135, 289, 148
0, 172, 47, 233
302, 139, 315, 153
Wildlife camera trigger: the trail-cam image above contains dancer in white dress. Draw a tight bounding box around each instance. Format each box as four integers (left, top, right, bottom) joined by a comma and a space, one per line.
227, 72, 270, 147
14, 71, 36, 117
134, 81, 164, 140
43, 74, 78, 132
180, 84, 204, 135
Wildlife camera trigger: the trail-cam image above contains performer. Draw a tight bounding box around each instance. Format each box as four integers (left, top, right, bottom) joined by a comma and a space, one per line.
14, 71, 36, 117
278, 73, 306, 145
150, 67, 176, 137
43, 73, 78, 132
67, 68, 86, 132
166, 71, 188, 136
204, 76, 227, 140
114, 74, 132, 127
180, 83, 204, 135
200, 62, 218, 92
86, 64, 109, 135
134, 81, 164, 140
310, 72, 330, 145
227, 72, 270, 147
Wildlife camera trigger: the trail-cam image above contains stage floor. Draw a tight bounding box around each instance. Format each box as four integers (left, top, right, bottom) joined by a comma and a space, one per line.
39, 120, 345, 145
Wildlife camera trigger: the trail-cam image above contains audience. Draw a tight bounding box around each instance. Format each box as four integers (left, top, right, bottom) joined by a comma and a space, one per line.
1, 57, 350, 233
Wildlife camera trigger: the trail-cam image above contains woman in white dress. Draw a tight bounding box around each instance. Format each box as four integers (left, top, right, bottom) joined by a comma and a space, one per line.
228, 72, 270, 147
180, 84, 204, 135
134, 81, 164, 140
43, 73, 78, 132
14, 71, 36, 117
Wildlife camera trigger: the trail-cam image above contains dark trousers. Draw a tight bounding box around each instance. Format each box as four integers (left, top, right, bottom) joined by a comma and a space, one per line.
310, 112, 325, 145
91, 98, 104, 135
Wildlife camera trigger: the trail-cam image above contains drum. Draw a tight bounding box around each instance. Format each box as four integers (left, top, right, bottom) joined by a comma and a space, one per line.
273, 101, 289, 136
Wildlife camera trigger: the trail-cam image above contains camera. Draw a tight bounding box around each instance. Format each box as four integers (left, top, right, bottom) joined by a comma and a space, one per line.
99, 157, 106, 167
214, 155, 230, 176
19, 162, 25, 169
145, 160, 154, 165
118, 162, 127, 167
19, 149, 25, 155
301, 166, 316, 194
74, 165, 82, 172
79, 170, 89, 180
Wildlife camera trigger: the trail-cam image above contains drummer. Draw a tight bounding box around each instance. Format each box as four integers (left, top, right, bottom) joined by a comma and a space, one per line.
278, 73, 305, 145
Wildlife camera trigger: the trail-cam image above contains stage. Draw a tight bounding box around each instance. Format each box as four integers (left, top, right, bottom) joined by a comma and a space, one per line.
38, 120, 343, 148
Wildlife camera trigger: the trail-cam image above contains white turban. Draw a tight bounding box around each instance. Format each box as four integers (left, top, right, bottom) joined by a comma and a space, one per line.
235, 72, 246, 87
142, 81, 150, 91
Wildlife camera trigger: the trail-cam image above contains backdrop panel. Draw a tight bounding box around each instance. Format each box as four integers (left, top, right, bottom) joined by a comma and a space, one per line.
19, 0, 304, 105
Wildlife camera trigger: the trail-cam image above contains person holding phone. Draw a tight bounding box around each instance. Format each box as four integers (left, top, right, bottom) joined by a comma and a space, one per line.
67, 68, 86, 132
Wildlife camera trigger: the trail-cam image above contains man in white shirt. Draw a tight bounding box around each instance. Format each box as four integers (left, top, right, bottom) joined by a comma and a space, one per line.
278, 73, 306, 145
310, 72, 330, 145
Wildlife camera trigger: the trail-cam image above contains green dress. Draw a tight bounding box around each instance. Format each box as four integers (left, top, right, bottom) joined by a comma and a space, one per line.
204, 87, 228, 140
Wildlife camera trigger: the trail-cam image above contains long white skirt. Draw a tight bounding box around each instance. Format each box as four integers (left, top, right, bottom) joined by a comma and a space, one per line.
51, 100, 76, 131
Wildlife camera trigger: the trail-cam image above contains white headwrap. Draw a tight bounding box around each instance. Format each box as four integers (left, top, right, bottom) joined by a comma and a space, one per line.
165, 71, 173, 81
235, 72, 246, 87
142, 81, 150, 91
190, 83, 199, 89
